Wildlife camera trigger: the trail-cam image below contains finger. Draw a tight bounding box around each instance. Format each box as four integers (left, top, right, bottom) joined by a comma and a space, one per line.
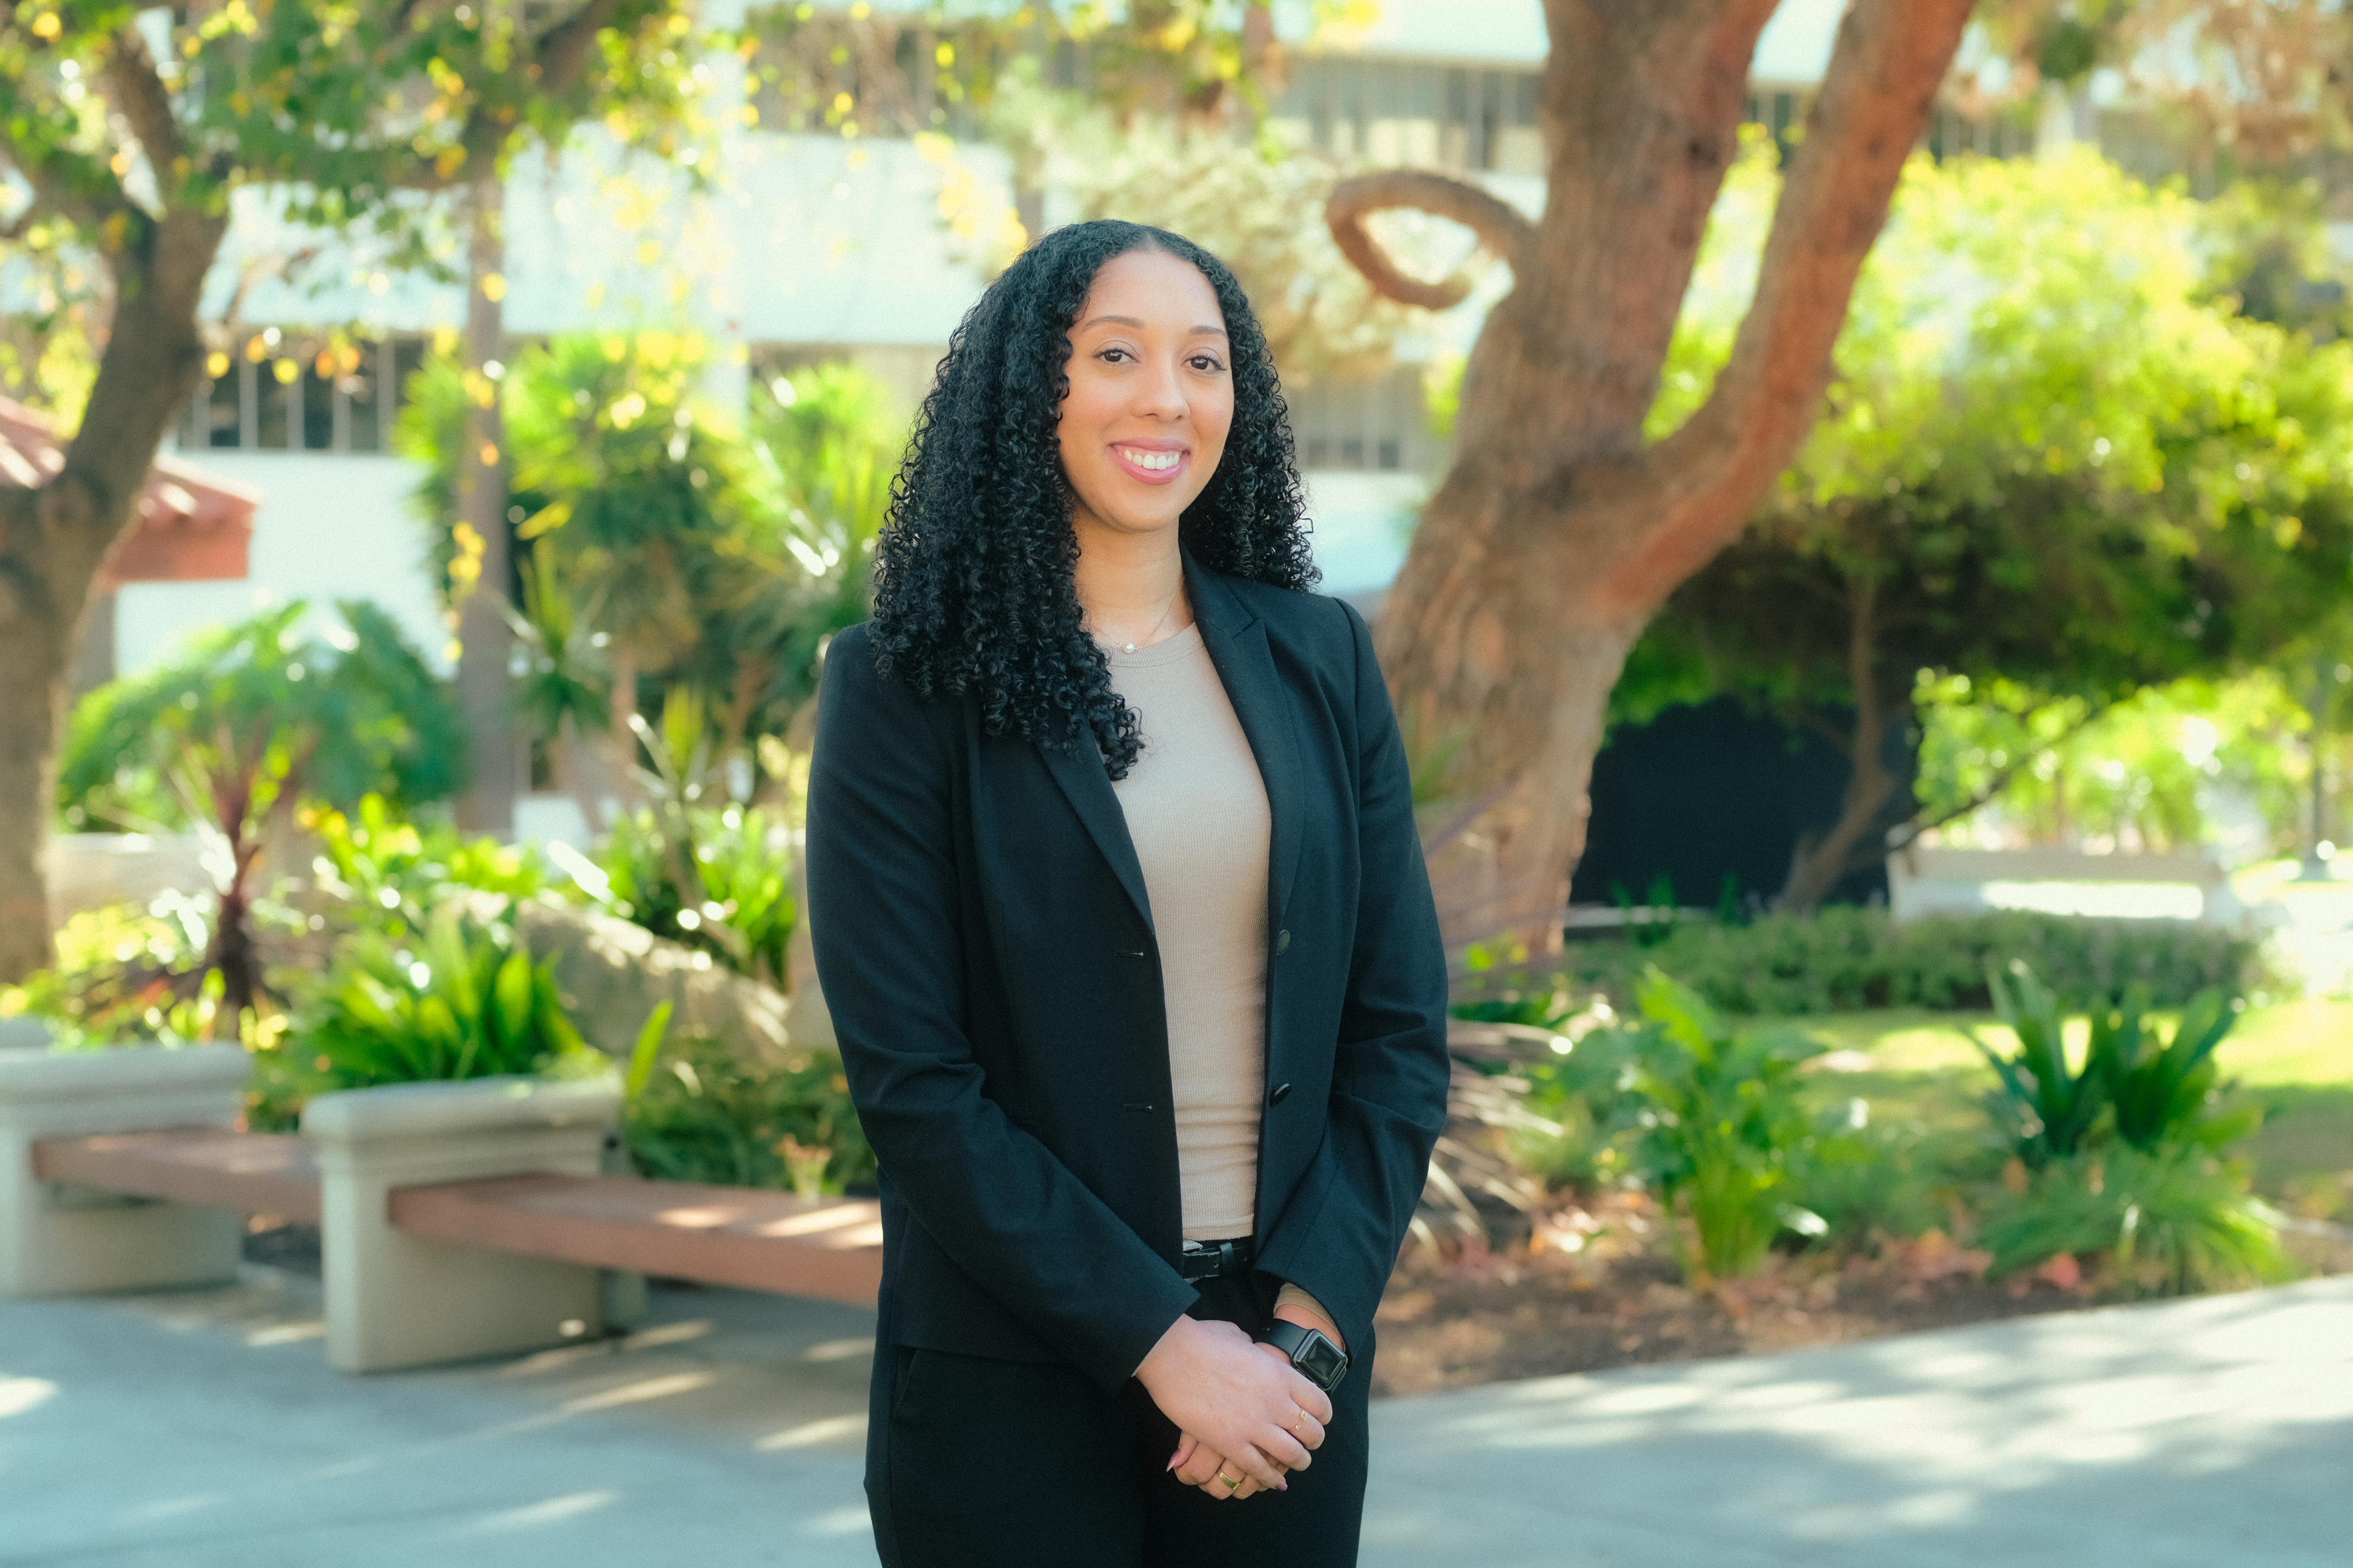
1286, 1409, 1327, 1452
1167, 1434, 1199, 1474
1199, 1467, 1270, 1501
1262, 1426, 1313, 1473
1225, 1442, 1289, 1492
1284, 1373, 1335, 1427
1175, 1449, 1225, 1488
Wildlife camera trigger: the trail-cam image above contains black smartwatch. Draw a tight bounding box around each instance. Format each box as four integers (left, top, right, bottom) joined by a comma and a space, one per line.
1260, 1318, 1349, 1391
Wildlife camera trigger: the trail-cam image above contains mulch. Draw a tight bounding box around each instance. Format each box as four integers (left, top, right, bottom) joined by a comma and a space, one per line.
1368, 1191, 2353, 1397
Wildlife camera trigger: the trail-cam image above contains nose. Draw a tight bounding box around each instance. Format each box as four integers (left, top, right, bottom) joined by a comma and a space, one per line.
1131, 353, 1188, 422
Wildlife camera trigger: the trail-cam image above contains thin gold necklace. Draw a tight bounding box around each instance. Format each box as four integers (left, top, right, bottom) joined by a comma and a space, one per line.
1103, 589, 1181, 654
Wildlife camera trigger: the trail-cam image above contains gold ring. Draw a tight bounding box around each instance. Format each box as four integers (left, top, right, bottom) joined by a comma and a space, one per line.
1217, 1470, 1242, 1490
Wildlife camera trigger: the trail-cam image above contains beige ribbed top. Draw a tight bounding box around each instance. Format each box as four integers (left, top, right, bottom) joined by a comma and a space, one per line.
1107, 625, 1270, 1241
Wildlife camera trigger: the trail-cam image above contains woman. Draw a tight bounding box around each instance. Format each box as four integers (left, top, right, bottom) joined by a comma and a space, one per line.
807, 219, 1450, 1567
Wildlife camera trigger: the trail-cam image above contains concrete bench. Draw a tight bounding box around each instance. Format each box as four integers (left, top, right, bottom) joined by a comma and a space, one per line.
1, 1033, 882, 1374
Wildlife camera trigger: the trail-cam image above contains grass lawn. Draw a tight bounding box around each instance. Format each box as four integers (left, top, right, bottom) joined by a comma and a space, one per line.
1780, 999, 2353, 1221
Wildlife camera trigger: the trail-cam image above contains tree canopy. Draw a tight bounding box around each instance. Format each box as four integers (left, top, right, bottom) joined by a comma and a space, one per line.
1622, 143, 2353, 905
0, 0, 711, 983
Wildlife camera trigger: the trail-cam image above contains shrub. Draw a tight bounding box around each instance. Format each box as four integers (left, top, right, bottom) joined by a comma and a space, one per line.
591, 804, 794, 990
1975, 964, 2264, 1169
305, 795, 548, 939
1970, 960, 2279, 1290
55, 601, 463, 1025
623, 1030, 873, 1197
0, 896, 231, 1047
1615, 969, 1827, 1281
1565, 906, 2262, 1016
281, 904, 599, 1099
1978, 1145, 2288, 1291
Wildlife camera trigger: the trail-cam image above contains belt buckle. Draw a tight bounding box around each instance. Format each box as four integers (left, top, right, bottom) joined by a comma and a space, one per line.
1180, 1238, 1245, 1281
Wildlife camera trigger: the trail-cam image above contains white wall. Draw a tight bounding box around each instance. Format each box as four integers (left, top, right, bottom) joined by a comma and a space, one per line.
114, 453, 445, 676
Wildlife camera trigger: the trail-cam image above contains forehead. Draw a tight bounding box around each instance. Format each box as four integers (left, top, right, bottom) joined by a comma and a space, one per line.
1076, 249, 1224, 329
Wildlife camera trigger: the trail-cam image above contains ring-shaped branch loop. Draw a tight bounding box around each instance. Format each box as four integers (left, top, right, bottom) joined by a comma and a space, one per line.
1326, 169, 1537, 310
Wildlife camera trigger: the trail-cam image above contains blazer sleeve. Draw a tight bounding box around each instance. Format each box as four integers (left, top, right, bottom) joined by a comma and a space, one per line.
1250, 598, 1452, 1353
806, 629, 1200, 1393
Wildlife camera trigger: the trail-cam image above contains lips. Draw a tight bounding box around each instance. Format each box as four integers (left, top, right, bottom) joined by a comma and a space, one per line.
1111, 443, 1188, 486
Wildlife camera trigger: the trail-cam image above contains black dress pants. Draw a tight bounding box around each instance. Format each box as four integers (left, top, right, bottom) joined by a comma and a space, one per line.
865, 1275, 1373, 1567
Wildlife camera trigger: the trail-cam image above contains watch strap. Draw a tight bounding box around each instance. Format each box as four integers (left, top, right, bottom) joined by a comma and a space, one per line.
1260, 1317, 1350, 1391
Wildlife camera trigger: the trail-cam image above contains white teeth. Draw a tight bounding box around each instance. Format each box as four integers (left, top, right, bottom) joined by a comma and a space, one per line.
1120, 447, 1180, 472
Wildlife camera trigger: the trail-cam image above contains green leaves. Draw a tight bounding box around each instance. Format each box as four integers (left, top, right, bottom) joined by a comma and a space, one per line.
1975, 959, 2260, 1170
1635, 144, 2353, 818
1969, 958, 2279, 1290
1975, 961, 2106, 1164
291, 902, 595, 1092
592, 804, 795, 992
1621, 968, 1826, 1282
59, 601, 462, 837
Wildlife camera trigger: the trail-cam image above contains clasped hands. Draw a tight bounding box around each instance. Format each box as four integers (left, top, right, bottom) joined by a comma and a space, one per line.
1133, 1307, 1341, 1502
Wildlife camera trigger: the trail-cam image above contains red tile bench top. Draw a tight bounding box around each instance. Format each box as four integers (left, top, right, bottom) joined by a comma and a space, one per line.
389, 1175, 883, 1307
31, 1130, 322, 1224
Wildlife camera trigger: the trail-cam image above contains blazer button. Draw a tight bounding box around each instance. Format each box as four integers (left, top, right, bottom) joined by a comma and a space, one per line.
1269, 1082, 1292, 1106
1274, 930, 1291, 956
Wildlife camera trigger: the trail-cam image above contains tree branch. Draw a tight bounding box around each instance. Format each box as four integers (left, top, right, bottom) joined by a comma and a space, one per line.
0, 82, 140, 236
1884, 701, 2113, 854
1605, 0, 1975, 611
382, 0, 634, 192
103, 24, 184, 179
1326, 168, 1535, 309
533, 0, 633, 99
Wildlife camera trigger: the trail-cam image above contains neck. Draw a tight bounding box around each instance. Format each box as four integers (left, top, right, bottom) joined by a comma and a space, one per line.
1072, 515, 1186, 638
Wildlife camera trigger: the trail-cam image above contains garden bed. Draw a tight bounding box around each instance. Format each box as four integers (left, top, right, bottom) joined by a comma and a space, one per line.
1370, 1204, 2353, 1397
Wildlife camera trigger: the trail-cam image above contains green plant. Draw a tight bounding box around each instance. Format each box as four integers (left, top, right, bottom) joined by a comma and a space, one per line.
1968, 959, 2280, 1289
304, 794, 547, 940
1565, 906, 2264, 1017
2100, 988, 2263, 1153
1618, 969, 1827, 1281
1973, 965, 2265, 1169
1790, 1107, 1979, 1252
1973, 962, 2108, 1166
591, 802, 794, 990
623, 1031, 873, 1198
0, 896, 234, 1048
56, 601, 464, 1023
287, 904, 597, 1094
1978, 1145, 2289, 1292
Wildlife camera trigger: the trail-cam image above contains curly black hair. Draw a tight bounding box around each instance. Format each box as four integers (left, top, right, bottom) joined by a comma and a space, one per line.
867, 219, 1317, 778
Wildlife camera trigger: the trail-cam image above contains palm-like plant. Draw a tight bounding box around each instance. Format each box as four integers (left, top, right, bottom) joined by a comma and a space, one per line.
57, 601, 461, 1026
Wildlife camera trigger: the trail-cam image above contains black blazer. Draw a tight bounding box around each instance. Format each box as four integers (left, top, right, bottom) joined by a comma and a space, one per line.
807, 557, 1450, 1395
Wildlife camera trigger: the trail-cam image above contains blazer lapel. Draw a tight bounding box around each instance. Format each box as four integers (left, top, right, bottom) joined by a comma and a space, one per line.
1187, 557, 1306, 927
1039, 731, 1156, 934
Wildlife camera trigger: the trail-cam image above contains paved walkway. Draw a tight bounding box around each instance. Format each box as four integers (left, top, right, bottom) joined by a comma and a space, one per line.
2, 1270, 2345, 1566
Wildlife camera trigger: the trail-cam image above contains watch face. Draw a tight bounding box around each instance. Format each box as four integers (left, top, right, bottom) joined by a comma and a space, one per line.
1299, 1333, 1348, 1389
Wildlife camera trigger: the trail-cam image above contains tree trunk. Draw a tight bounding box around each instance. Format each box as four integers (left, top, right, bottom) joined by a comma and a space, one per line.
1329, 0, 1972, 945
454, 164, 517, 836
1778, 576, 1896, 913
0, 208, 229, 982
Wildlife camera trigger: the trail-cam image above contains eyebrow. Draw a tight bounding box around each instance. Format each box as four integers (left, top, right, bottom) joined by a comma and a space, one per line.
1078, 314, 1228, 337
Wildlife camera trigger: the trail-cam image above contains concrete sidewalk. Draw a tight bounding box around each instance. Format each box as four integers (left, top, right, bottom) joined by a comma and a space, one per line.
1, 1270, 2345, 1566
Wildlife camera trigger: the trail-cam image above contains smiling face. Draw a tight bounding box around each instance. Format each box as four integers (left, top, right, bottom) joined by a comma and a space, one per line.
1057, 247, 1234, 552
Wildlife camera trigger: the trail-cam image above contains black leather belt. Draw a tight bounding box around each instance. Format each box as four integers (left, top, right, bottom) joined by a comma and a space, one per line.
1179, 1237, 1253, 1282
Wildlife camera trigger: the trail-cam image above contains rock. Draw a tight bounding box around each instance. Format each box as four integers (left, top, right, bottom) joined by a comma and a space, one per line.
515, 900, 812, 1068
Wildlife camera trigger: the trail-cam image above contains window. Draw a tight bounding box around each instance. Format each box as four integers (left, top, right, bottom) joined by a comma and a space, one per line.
1288, 366, 1437, 475
1270, 58, 1546, 177
177, 335, 428, 455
